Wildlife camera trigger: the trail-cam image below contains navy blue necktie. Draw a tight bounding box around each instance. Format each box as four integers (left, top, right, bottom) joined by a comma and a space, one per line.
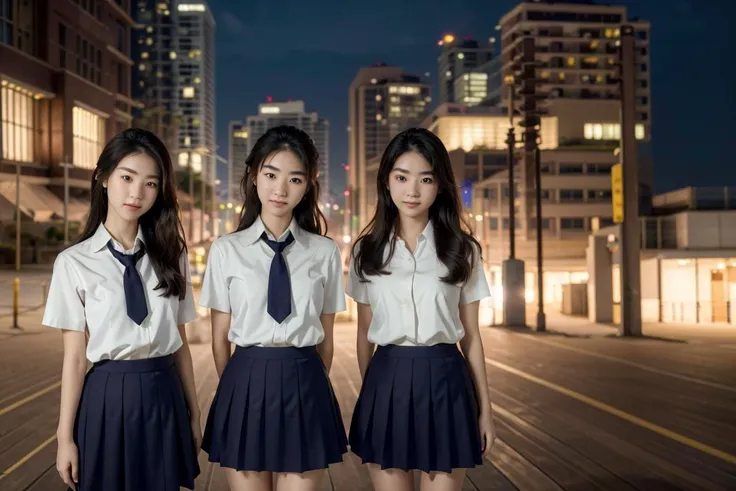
261, 231, 295, 323
107, 241, 148, 325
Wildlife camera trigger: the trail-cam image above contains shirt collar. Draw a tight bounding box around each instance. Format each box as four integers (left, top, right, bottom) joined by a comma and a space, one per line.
241, 215, 305, 248
390, 220, 436, 252
90, 223, 145, 254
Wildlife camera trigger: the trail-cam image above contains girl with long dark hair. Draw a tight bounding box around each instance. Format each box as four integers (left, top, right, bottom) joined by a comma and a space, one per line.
200, 125, 347, 491
347, 128, 496, 491
44, 128, 201, 490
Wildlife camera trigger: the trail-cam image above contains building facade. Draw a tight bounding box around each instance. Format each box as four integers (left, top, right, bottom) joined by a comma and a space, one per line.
437, 34, 495, 105
0, 0, 136, 230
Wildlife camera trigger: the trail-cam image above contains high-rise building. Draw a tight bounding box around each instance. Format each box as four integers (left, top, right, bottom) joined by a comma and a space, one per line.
437, 35, 495, 104
0, 0, 136, 227
348, 65, 431, 234
499, 0, 651, 139
132, 0, 216, 180
245, 100, 329, 195
228, 121, 249, 202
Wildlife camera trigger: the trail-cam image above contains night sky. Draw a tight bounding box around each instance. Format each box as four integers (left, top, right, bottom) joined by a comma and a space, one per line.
210, 0, 735, 202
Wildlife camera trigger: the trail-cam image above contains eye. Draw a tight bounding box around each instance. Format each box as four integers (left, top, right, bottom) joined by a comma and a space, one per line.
264, 172, 276, 179
146, 181, 158, 188
290, 177, 303, 184
122, 175, 131, 181
421, 177, 434, 184
395, 175, 406, 182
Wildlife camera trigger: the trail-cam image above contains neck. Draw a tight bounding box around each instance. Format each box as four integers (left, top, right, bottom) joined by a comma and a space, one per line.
104, 214, 139, 250
397, 213, 429, 249
261, 211, 292, 240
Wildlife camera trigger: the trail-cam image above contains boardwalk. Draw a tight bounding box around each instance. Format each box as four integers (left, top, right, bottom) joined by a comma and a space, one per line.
1, 313, 736, 490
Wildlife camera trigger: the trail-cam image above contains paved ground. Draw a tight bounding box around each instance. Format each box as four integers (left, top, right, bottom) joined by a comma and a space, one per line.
1, 311, 735, 490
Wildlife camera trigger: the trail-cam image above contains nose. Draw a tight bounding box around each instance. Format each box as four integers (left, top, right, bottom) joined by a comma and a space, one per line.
129, 182, 146, 201
273, 180, 287, 197
407, 180, 420, 197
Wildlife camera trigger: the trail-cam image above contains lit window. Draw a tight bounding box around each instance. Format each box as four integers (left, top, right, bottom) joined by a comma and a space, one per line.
182, 87, 195, 98
73, 106, 105, 170
635, 124, 645, 140
567, 57, 576, 67
184, 136, 191, 147
139, 63, 146, 71
376, 114, 382, 121
193, 76, 201, 84
146, 26, 154, 33
458, 53, 465, 60
445, 70, 452, 78
146, 38, 153, 46
375, 95, 382, 102
169, 51, 177, 60
1, 81, 35, 163
141, 52, 149, 59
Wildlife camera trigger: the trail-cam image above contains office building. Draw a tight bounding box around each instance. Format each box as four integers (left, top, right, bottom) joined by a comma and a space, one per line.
437, 34, 495, 105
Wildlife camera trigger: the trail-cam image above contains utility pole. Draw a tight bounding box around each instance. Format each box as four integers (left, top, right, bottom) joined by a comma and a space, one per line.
516, 37, 546, 331
618, 25, 642, 336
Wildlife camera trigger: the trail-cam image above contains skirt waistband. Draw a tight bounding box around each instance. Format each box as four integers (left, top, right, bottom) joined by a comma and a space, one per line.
92, 354, 175, 373
234, 345, 318, 360
374, 343, 460, 358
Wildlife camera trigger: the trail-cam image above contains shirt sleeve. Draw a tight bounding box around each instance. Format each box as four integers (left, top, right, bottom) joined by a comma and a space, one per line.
321, 243, 347, 314
177, 249, 198, 324
460, 243, 492, 305
42, 253, 86, 331
199, 240, 231, 313
345, 247, 370, 304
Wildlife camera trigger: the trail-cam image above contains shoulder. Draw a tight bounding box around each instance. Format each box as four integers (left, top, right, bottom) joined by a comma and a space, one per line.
299, 230, 340, 256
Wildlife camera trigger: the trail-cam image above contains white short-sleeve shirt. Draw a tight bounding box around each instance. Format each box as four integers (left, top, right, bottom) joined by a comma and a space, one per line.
346, 220, 490, 346
42, 224, 198, 362
199, 216, 346, 348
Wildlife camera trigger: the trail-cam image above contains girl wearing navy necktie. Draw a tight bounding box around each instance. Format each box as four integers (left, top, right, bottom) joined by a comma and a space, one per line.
43, 129, 201, 491
347, 128, 497, 491
200, 125, 347, 491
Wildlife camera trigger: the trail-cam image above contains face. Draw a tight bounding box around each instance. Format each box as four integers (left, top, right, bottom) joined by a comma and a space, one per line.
255, 150, 308, 219
388, 151, 439, 220
103, 152, 160, 224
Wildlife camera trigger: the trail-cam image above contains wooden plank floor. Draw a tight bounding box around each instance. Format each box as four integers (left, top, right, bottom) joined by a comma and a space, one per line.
1, 316, 736, 490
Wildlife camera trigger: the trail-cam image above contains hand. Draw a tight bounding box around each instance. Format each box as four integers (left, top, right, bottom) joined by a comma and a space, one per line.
190, 415, 203, 455
56, 438, 79, 488
479, 409, 496, 459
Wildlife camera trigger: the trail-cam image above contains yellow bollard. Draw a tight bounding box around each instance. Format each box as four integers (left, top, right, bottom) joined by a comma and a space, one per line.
12, 277, 20, 329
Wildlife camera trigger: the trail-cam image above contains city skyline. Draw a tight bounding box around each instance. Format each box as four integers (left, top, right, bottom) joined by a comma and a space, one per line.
210, 0, 732, 202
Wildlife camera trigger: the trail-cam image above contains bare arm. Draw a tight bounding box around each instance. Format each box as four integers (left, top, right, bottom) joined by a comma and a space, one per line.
458, 301, 492, 411
356, 303, 374, 380
210, 309, 232, 378
318, 313, 336, 372
57, 330, 87, 443
174, 324, 200, 420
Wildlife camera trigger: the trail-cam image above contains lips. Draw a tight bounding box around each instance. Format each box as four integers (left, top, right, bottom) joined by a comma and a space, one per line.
404, 202, 420, 208
123, 204, 141, 210
269, 200, 288, 206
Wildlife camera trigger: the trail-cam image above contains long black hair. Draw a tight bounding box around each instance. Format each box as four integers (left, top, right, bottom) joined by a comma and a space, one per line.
352, 127, 480, 284
236, 125, 326, 235
77, 128, 187, 299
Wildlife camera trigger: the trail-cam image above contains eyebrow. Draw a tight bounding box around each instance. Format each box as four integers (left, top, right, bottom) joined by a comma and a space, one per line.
262, 164, 307, 176
391, 167, 434, 176
118, 166, 160, 179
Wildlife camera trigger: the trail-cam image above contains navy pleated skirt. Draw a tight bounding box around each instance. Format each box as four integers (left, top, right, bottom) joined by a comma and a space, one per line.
73, 354, 200, 491
349, 343, 483, 473
202, 345, 348, 473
